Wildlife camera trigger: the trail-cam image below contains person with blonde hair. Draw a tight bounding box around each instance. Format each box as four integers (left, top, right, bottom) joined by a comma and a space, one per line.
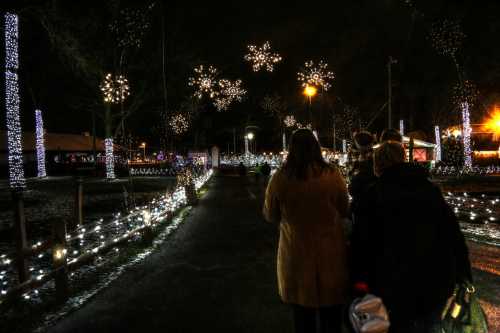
263, 129, 350, 333
350, 141, 471, 332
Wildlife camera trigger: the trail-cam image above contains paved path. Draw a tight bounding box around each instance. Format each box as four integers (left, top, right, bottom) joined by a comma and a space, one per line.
48, 175, 292, 333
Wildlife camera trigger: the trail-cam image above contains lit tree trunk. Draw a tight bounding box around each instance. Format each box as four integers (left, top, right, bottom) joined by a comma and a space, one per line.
104, 104, 115, 179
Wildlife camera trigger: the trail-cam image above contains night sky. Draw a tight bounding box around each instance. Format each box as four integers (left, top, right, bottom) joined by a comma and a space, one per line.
2, 0, 499, 151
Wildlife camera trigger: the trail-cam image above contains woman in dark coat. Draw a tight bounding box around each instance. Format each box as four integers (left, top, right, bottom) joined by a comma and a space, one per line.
351, 141, 472, 333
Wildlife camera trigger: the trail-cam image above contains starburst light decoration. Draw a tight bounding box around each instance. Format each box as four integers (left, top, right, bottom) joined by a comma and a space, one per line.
452, 80, 479, 107
101, 73, 130, 104
109, 5, 154, 48
244, 41, 282, 72
188, 65, 219, 99
284, 115, 297, 128
213, 97, 231, 112
298, 60, 335, 91
5, 13, 25, 188
169, 113, 189, 135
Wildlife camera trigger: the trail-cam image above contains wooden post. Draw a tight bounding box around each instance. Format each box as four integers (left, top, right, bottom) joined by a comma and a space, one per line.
74, 177, 83, 227
12, 188, 29, 283
52, 218, 69, 301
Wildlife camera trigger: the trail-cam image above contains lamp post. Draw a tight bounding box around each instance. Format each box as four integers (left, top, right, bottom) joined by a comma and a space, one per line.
303, 84, 317, 129
140, 142, 146, 161
247, 132, 254, 154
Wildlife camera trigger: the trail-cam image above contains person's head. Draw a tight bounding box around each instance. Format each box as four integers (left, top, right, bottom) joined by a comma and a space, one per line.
283, 129, 329, 180
373, 141, 405, 177
380, 128, 403, 143
353, 131, 375, 159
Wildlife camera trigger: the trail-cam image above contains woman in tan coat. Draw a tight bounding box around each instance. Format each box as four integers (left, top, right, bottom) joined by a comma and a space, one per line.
263, 129, 349, 333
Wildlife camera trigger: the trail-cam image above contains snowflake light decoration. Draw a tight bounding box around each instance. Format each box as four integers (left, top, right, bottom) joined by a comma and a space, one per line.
244, 41, 282, 72
101, 73, 130, 103
218, 79, 246, 102
213, 97, 231, 112
430, 19, 466, 58
298, 60, 335, 91
188, 65, 219, 99
260, 94, 282, 115
284, 115, 297, 128
169, 113, 189, 135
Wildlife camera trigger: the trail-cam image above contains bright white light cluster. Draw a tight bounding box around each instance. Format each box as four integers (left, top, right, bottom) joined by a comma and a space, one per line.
214, 79, 246, 111
188, 65, 219, 99
169, 113, 189, 135
35, 109, 46, 177
101, 73, 130, 103
284, 115, 297, 128
244, 41, 282, 72
399, 119, 404, 136
5, 13, 25, 188
435, 125, 442, 162
105, 138, 115, 179
0, 169, 214, 301
297, 60, 334, 91
461, 102, 472, 169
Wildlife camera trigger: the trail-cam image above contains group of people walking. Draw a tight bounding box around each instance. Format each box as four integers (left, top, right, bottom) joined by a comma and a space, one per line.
263, 128, 471, 333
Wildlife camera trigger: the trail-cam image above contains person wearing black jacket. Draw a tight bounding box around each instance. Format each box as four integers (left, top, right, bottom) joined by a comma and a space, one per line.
351, 141, 472, 333
349, 131, 377, 212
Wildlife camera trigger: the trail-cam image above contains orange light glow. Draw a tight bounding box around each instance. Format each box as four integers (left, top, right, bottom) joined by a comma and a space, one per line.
303, 85, 317, 98
483, 106, 500, 139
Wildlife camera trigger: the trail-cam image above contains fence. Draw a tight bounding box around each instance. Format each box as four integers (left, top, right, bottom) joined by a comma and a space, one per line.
0, 169, 213, 306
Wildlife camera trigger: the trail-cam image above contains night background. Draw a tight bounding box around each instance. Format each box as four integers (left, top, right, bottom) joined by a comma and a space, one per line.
2, 0, 499, 151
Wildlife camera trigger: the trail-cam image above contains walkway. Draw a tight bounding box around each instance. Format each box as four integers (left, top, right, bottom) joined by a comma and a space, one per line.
48, 175, 292, 332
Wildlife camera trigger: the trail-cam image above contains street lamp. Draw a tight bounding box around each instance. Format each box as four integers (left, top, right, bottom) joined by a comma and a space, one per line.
303, 84, 317, 104
140, 142, 146, 161
247, 132, 254, 141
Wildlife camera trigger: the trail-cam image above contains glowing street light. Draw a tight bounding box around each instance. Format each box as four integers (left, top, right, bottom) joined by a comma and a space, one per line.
303, 84, 317, 101
483, 106, 500, 140
246, 132, 254, 140
140, 142, 146, 160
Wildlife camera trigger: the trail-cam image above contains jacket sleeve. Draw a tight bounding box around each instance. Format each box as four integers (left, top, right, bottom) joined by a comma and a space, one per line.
263, 172, 281, 223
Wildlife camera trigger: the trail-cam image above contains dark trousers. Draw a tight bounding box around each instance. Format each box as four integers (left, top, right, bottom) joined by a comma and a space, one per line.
292, 304, 343, 333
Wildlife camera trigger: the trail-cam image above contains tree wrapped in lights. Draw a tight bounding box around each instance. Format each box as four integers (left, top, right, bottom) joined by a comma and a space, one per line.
297, 60, 335, 91
35, 110, 47, 177
188, 65, 219, 99
4, 13, 25, 188
244, 41, 282, 72
100, 73, 131, 179
429, 19, 465, 67
434, 125, 442, 162
109, 5, 154, 49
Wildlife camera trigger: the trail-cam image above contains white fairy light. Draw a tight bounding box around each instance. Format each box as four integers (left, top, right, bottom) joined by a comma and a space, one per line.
188, 65, 219, 99
35, 109, 46, 177
284, 115, 297, 128
297, 60, 335, 91
435, 125, 442, 162
399, 119, 404, 136
105, 138, 115, 179
5, 13, 25, 188
213, 97, 231, 112
244, 41, 282, 72
461, 102, 472, 169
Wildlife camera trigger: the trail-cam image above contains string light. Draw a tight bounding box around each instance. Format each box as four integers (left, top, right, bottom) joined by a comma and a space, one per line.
461, 102, 472, 169
435, 125, 442, 162
105, 138, 115, 179
213, 97, 231, 112
399, 119, 404, 136
35, 109, 46, 177
244, 41, 282, 72
101, 73, 130, 104
188, 65, 219, 99
284, 115, 297, 128
109, 5, 154, 49
169, 113, 189, 135
5, 13, 25, 188
430, 19, 465, 58
297, 60, 335, 91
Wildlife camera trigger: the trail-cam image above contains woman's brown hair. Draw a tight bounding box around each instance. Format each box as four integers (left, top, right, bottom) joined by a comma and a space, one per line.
282, 129, 330, 180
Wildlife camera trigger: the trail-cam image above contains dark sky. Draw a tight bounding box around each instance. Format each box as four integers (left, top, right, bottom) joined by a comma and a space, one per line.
1, 0, 499, 151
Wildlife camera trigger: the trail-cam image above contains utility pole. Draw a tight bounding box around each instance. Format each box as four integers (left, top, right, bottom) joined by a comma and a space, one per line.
387, 56, 397, 129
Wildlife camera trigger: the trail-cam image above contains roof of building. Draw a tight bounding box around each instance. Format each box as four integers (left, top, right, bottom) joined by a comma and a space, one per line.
0, 131, 109, 152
